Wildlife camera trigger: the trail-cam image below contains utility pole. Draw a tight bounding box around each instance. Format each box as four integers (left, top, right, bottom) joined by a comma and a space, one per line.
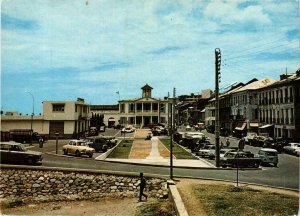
169, 88, 176, 180
215, 48, 221, 167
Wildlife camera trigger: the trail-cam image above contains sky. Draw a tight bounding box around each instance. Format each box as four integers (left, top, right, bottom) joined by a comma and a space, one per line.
1, 0, 299, 115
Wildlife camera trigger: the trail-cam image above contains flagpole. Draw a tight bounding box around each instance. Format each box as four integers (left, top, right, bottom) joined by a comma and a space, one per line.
116, 91, 120, 101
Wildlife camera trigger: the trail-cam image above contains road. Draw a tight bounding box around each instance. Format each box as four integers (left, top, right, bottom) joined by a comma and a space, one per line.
16, 128, 300, 190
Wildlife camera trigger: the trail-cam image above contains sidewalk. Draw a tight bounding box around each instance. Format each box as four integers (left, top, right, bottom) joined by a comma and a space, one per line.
105, 158, 215, 168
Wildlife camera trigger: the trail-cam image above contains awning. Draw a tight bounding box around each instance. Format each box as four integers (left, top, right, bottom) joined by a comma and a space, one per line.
201, 109, 205, 113
259, 124, 273, 129
235, 122, 246, 131
108, 118, 115, 122
250, 123, 259, 127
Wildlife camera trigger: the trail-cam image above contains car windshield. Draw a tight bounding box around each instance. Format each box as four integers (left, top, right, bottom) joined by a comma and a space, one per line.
264, 151, 277, 156
225, 153, 236, 158
19, 144, 26, 151
77, 141, 87, 146
10, 144, 26, 152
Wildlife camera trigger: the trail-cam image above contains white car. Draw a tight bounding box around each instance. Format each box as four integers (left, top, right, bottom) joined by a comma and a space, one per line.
62, 140, 95, 158
196, 145, 215, 158
294, 147, 300, 157
220, 148, 235, 158
244, 132, 257, 145
283, 143, 300, 155
121, 125, 136, 133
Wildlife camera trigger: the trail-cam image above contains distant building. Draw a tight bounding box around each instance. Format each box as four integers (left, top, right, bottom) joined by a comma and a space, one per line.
230, 78, 277, 137
1, 98, 90, 138
90, 105, 119, 128
257, 70, 299, 140
91, 84, 170, 127
118, 84, 169, 127
201, 89, 212, 99
177, 91, 212, 125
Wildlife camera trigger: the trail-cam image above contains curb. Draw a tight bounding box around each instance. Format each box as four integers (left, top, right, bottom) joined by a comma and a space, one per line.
168, 180, 189, 216
173, 175, 299, 194
44, 152, 261, 170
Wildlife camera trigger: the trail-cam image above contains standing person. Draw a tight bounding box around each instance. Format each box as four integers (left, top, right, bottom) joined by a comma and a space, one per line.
226, 138, 230, 147
139, 173, 148, 202
238, 138, 245, 151
38, 137, 44, 148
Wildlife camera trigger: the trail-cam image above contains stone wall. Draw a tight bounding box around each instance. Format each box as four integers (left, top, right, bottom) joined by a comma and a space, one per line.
0, 168, 168, 203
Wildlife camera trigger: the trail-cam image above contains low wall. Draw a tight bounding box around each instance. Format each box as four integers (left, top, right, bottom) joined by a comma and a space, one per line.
0, 167, 168, 203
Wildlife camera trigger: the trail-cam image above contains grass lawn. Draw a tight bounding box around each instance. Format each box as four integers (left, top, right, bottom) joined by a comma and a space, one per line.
136, 200, 175, 216
194, 184, 299, 216
107, 140, 133, 159
160, 139, 197, 159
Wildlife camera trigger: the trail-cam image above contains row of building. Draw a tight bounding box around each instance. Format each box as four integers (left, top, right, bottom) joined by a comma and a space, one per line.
204, 70, 300, 141
1, 70, 299, 141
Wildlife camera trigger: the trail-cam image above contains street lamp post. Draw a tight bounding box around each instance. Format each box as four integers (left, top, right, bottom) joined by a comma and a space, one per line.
26, 91, 35, 145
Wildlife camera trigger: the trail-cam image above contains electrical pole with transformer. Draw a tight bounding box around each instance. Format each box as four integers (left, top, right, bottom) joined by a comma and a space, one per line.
215, 48, 221, 167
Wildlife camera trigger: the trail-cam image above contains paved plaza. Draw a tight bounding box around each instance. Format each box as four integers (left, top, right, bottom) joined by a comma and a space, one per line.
104, 129, 215, 168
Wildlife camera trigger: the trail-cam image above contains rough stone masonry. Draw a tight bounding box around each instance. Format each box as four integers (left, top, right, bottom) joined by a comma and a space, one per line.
0, 168, 168, 204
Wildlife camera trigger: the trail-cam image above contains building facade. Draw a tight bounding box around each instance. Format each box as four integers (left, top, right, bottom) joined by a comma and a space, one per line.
230, 78, 276, 137
90, 105, 119, 128
1, 98, 90, 138
118, 84, 169, 127
257, 72, 299, 140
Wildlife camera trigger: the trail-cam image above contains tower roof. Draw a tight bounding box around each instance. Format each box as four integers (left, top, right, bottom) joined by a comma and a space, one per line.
141, 84, 153, 90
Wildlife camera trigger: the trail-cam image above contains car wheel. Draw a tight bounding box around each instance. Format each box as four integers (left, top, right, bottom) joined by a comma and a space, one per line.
88, 154, 93, 158
254, 162, 259, 168
75, 150, 80, 157
27, 157, 34, 165
63, 149, 68, 155
274, 163, 277, 167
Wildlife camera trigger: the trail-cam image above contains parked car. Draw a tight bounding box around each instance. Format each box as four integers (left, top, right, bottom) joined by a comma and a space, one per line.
152, 126, 167, 135
220, 148, 236, 158
102, 136, 118, 148
294, 147, 300, 157
263, 137, 288, 153
62, 140, 95, 158
87, 127, 98, 136
283, 143, 300, 155
186, 125, 192, 131
84, 136, 110, 152
207, 147, 237, 160
220, 151, 260, 168
256, 148, 278, 167
251, 135, 268, 147
244, 132, 258, 145
196, 144, 215, 158
0, 142, 43, 164
121, 125, 136, 133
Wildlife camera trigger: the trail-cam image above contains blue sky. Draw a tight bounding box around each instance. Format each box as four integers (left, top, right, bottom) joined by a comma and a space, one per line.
1, 0, 299, 114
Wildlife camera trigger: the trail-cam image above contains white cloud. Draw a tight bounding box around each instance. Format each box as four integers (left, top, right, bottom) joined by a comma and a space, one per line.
1, 0, 299, 113
204, 0, 271, 25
